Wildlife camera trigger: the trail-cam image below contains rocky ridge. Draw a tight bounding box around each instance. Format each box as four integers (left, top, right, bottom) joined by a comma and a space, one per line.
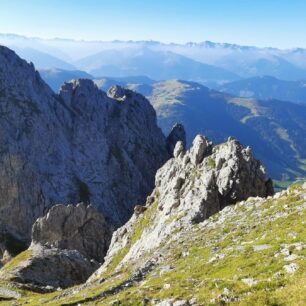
91, 135, 273, 279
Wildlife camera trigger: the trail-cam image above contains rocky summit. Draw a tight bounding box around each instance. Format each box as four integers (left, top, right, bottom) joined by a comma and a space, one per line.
0, 46, 177, 260
92, 135, 273, 278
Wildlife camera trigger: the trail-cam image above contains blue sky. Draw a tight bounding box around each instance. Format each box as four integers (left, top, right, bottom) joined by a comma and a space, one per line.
0, 0, 305, 48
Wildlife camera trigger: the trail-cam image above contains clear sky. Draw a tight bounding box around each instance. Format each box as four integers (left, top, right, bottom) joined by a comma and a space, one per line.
0, 0, 305, 48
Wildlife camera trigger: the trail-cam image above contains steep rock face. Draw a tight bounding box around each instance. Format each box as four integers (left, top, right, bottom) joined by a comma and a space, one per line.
0, 46, 71, 247
91, 136, 273, 279
0, 46, 169, 254
57, 80, 168, 227
32, 203, 112, 262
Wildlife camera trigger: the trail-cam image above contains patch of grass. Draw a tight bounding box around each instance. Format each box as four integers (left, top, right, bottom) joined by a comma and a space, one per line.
1, 250, 32, 275
99, 198, 160, 280
207, 157, 216, 168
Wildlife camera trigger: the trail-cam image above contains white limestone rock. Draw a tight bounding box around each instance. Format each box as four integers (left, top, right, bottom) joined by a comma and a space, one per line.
91, 135, 273, 280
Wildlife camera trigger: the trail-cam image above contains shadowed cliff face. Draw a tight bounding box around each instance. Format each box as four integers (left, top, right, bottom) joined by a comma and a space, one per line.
0, 46, 169, 250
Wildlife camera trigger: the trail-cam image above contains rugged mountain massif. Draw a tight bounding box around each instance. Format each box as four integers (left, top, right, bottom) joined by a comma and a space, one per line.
0, 42, 306, 306
6, 35, 306, 188
39, 71, 306, 187
0, 46, 173, 260
0, 44, 305, 305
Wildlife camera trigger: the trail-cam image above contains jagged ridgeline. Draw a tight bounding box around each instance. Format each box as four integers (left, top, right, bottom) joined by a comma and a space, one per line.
0, 45, 185, 258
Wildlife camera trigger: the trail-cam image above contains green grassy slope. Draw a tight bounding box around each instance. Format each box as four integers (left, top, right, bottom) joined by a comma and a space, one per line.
0, 183, 305, 305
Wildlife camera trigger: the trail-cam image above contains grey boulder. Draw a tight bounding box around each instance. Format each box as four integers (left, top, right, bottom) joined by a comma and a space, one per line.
32, 203, 112, 262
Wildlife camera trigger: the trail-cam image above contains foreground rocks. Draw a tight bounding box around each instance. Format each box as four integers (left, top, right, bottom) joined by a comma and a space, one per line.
91, 135, 273, 278
0, 203, 111, 288
80, 184, 304, 306
0, 244, 98, 288
32, 203, 112, 262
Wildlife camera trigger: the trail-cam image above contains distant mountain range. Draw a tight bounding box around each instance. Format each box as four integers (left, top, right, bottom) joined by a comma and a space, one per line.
218, 76, 306, 105
2, 33, 306, 82
75, 47, 239, 85
134, 80, 306, 186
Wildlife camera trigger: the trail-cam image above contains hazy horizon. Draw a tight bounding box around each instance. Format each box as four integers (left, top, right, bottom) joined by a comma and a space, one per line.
1, 0, 306, 49
1, 32, 305, 51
